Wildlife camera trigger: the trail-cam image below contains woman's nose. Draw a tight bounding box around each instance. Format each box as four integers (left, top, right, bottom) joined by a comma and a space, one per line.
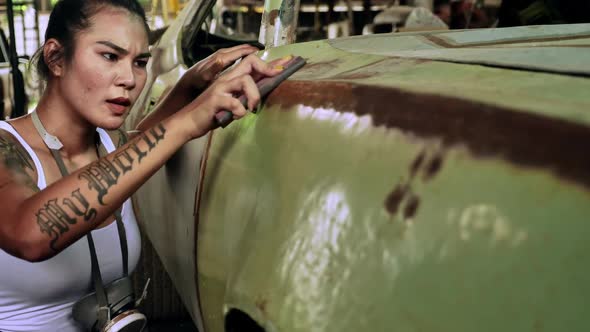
115, 63, 136, 89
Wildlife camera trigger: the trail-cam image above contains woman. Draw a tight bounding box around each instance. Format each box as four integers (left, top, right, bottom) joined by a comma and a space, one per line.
0, 0, 285, 330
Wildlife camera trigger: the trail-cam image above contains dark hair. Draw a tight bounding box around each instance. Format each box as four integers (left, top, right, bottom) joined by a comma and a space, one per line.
32, 0, 149, 83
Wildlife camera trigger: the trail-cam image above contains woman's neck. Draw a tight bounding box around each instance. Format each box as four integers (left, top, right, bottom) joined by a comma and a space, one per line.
34, 86, 96, 157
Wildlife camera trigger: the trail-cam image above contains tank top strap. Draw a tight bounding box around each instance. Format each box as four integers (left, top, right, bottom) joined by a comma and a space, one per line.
0, 121, 47, 189
95, 128, 116, 153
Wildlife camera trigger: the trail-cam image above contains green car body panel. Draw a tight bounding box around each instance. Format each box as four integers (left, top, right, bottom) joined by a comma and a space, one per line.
128, 4, 590, 330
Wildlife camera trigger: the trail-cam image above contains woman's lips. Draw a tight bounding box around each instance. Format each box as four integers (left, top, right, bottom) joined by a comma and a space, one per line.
106, 98, 131, 115
106, 102, 127, 115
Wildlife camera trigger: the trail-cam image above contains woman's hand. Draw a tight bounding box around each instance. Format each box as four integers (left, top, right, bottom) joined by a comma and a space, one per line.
136, 48, 291, 134
175, 53, 288, 140
179, 44, 260, 94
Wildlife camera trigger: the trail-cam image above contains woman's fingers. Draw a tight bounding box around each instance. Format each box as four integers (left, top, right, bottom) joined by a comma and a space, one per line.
213, 44, 260, 70
237, 75, 261, 111
216, 93, 248, 119
220, 54, 285, 82
214, 74, 260, 112
219, 43, 260, 55
187, 45, 259, 87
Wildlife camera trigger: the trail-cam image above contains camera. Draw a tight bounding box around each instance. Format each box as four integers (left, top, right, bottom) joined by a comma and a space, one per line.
72, 276, 147, 332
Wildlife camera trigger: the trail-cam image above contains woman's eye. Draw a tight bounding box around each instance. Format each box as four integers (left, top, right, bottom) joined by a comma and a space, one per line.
135, 59, 148, 68
102, 53, 118, 61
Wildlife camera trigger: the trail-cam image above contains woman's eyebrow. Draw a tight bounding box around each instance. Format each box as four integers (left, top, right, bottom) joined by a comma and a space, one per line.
96, 40, 151, 58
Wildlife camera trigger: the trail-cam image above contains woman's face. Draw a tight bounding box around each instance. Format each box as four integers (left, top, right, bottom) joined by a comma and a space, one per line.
58, 6, 150, 130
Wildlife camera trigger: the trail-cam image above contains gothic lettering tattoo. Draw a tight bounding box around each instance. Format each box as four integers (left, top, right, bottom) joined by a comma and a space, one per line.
79, 159, 121, 205
63, 189, 97, 222
79, 124, 166, 204
35, 124, 166, 251
36, 191, 97, 250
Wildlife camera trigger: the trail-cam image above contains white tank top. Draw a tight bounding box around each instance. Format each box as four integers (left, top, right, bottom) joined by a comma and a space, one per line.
0, 121, 141, 332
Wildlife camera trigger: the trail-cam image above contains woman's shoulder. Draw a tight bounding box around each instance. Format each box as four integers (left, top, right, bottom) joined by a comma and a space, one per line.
0, 121, 39, 191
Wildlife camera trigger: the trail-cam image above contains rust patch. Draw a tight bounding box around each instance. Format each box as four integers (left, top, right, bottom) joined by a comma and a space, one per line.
268, 9, 279, 26
403, 194, 420, 220
409, 150, 426, 179
267, 81, 354, 112
266, 80, 590, 189
300, 58, 342, 73
255, 297, 268, 316
329, 72, 375, 80
423, 152, 444, 181
299, 58, 428, 81
385, 184, 408, 215
422, 34, 456, 48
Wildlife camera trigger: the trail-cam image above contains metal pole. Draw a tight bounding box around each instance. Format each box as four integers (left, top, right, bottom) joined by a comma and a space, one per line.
7, 0, 26, 118
258, 0, 300, 48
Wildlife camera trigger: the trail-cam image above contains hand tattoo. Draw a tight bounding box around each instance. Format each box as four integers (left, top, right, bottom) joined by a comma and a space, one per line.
79, 124, 166, 204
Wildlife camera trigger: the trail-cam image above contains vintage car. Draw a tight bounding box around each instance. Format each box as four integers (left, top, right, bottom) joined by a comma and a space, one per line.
125, 0, 590, 330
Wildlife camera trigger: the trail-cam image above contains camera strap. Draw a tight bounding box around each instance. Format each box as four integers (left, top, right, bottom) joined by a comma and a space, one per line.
31, 111, 128, 328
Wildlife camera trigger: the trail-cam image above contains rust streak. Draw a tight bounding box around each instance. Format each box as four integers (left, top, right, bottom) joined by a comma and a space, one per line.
403, 194, 420, 220
193, 131, 214, 327
300, 58, 342, 72
266, 80, 590, 189
385, 184, 408, 215
268, 9, 279, 25
422, 34, 456, 48
424, 153, 444, 181
410, 151, 426, 179
255, 297, 268, 316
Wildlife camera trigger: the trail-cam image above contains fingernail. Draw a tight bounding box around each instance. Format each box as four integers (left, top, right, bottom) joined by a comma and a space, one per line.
274, 65, 284, 71
252, 102, 261, 114
282, 55, 293, 61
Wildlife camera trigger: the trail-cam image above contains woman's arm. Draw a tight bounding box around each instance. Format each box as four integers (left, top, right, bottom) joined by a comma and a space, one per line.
0, 115, 187, 262
0, 56, 277, 262
136, 44, 260, 133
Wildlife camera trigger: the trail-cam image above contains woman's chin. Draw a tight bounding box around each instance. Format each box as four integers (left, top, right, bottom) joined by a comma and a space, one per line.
95, 116, 126, 130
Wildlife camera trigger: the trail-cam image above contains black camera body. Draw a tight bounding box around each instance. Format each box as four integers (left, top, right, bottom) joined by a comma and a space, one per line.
73, 277, 147, 332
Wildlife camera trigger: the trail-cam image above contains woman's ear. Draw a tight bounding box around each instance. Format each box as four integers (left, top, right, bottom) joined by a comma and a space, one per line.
43, 38, 65, 77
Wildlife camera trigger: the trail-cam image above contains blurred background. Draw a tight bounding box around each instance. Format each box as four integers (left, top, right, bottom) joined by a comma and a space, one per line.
1, 0, 589, 120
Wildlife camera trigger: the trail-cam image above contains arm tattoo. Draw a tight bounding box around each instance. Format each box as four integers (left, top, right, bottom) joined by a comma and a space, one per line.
36, 190, 97, 251
0, 132, 38, 191
35, 124, 166, 251
79, 124, 166, 204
